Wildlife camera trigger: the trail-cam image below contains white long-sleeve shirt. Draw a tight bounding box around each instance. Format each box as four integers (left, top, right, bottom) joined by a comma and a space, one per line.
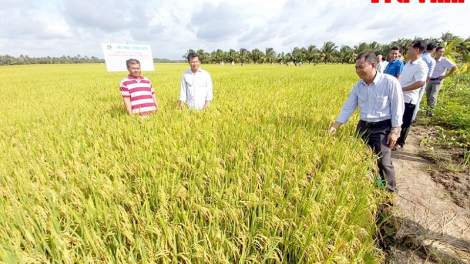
179, 68, 213, 110
337, 72, 404, 128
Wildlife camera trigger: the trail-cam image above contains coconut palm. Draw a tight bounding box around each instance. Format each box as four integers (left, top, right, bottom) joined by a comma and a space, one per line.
211, 49, 225, 64
265, 48, 276, 63
305, 45, 318, 64
369, 41, 382, 53
196, 49, 210, 63
277, 52, 286, 64
390, 38, 413, 54
239, 48, 249, 64
353, 42, 370, 55
320, 41, 338, 64
182, 49, 196, 60
441, 31, 457, 45
226, 49, 239, 64
250, 48, 264, 64
337, 45, 353, 64
291, 47, 306, 64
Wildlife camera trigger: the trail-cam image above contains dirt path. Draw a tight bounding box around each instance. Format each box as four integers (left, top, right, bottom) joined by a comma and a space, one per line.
385, 125, 470, 263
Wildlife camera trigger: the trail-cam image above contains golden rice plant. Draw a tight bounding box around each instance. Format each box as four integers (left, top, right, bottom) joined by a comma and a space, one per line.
0, 63, 385, 263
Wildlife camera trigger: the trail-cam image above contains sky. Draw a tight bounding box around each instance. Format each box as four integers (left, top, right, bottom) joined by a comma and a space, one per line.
1, 0, 469, 60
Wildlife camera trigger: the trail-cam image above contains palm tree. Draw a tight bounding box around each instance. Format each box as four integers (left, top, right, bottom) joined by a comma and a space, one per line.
425, 37, 441, 47
441, 31, 457, 45
320, 41, 337, 64
196, 49, 209, 63
285, 52, 293, 64
305, 45, 318, 64
265, 48, 276, 63
291, 47, 302, 63
239, 48, 249, 64
390, 38, 412, 54
369, 41, 381, 53
211, 49, 225, 64
455, 37, 470, 62
182, 49, 196, 60
353, 42, 370, 55
226, 49, 238, 63
277, 52, 286, 64
337, 45, 353, 64
250, 48, 264, 64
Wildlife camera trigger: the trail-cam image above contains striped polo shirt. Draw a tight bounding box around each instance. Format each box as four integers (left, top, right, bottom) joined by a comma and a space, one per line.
120, 75, 156, 115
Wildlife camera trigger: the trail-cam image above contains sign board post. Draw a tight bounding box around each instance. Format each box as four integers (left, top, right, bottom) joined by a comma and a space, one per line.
101, 43, 154, 72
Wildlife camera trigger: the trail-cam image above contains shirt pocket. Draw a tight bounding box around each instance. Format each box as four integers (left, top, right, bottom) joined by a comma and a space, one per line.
374, 96, 388, 111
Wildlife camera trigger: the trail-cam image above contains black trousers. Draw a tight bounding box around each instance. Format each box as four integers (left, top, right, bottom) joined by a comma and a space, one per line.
397, 103, 416, 148
357, 120, 397, 193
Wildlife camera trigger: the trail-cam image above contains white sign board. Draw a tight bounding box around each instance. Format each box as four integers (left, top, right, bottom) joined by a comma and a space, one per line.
101, 43, 154, 72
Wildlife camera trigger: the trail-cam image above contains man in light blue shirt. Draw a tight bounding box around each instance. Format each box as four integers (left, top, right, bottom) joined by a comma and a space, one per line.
412, 43, 436, 123
329, 51, 404, 194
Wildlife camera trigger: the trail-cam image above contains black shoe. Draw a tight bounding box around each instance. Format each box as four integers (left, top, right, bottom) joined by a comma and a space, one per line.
392, 145, 403, 151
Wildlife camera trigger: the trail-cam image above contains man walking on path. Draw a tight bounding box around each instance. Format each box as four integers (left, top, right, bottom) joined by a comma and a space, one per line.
412, 43, 436, 123
395, 41, 428, 150
425, 47, 457, 114
329, 51, 404, 194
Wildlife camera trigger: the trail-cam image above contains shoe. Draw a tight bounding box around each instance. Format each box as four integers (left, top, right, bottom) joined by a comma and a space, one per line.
411, 119, 417, 124
391, 145, 403, 151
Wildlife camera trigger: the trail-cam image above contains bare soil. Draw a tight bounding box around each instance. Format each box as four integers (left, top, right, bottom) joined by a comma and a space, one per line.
382, 125, 470, 263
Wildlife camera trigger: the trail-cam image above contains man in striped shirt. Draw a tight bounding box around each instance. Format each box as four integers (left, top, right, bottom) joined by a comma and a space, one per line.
120, 59, 159, 115
329, 51, 404, 194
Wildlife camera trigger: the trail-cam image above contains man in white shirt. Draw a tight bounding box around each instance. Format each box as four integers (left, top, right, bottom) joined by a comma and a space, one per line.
376, 54, 388, 73
412, 43, 437, 123
425, 46, 457, 112
179, 53, 213, 110
329, 51, 404, 194
395, 40, 428, 149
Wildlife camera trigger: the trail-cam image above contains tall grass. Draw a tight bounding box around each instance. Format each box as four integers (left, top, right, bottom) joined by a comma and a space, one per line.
0, 63, 385, 263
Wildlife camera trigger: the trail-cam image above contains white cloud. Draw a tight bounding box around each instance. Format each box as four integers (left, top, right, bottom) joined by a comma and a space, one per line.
0, 0, 468, 59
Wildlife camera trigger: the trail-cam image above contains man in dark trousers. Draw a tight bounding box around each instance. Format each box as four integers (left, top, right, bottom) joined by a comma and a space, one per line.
329, 51, 404, 196
395, 40, 428, 149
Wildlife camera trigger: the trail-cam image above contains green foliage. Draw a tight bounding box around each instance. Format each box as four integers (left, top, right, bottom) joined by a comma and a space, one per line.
430, 74, 470, 135
425, 73, 470, 167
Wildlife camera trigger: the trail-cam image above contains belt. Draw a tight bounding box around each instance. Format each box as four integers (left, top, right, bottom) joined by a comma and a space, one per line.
430, 77, 440, 81
359, 119, 391, 128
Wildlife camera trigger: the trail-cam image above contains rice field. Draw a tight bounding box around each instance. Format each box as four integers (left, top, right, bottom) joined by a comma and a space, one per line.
0, 63, 386, 263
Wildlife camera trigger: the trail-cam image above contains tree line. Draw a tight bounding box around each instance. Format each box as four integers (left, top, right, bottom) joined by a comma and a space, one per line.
0, 54, 181, 66
184, 32, 469, 64
1, 32, 468, 66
